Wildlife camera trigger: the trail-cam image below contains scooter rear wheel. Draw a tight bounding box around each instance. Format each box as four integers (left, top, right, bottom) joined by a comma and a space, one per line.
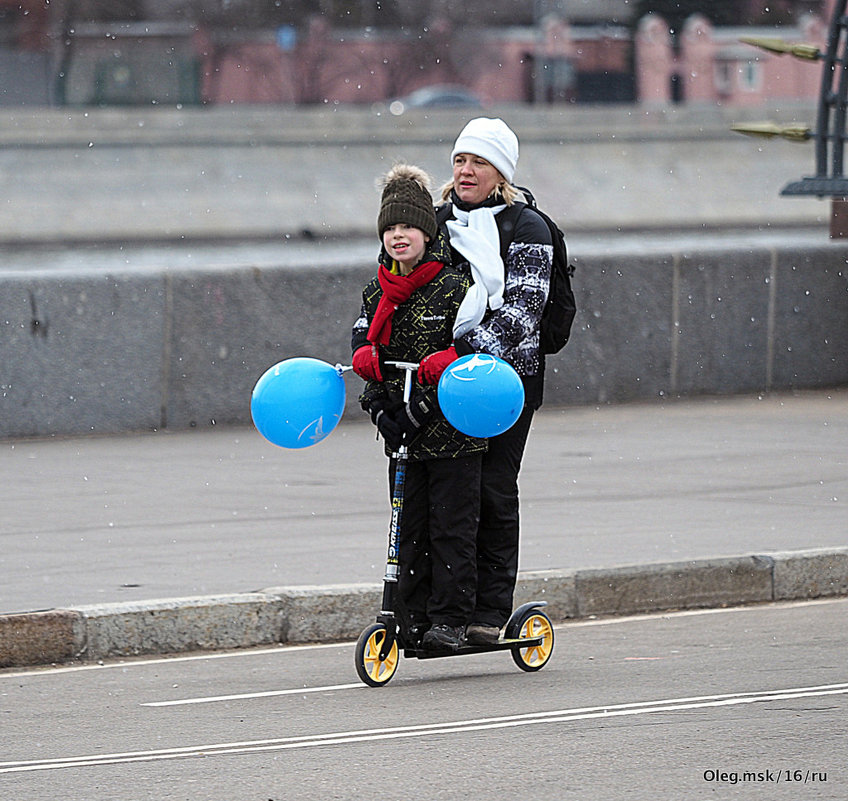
509, 609, 554, 672
355, 623, 399, 687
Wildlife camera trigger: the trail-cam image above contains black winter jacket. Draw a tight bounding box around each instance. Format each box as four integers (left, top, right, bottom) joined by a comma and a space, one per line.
351, 230, 487, 461
440, 193, 553, 409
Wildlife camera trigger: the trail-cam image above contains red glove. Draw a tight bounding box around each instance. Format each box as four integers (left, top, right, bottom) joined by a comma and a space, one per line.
418, 345, 458, 385
352, 344, 383, 382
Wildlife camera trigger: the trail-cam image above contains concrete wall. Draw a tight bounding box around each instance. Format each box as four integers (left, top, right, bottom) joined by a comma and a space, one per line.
2, 237, 846, 439
557, 241, 848, 406
0, 103, 830, 244
2, 104, 846, 438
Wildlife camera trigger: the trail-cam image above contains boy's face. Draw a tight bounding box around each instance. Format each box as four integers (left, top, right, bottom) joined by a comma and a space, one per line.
382, 224, 429, 270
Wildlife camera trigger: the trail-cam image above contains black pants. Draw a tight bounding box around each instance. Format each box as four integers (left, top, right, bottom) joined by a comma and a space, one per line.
389, 454, 482, 630
472, 405, 535, 628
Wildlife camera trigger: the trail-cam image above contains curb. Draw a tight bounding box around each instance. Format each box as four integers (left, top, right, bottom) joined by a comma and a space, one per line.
2, 548, 847, 669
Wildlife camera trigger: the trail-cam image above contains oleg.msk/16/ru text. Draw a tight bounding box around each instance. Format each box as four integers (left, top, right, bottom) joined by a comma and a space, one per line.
703, 769, 827, 784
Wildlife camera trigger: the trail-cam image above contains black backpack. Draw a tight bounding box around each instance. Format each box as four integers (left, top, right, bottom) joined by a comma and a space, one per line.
437, 190, 576, 355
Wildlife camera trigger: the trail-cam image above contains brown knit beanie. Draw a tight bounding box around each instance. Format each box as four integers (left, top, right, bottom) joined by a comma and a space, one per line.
377, 164, 438, 240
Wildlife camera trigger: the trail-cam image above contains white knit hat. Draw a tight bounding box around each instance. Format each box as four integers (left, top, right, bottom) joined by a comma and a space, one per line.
450, 117, 519, 184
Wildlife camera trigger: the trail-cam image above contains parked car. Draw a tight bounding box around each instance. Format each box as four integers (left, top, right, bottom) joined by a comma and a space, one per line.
379, 84, 483, 116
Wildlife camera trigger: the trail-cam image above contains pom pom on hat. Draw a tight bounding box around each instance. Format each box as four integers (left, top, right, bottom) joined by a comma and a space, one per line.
377, 164, 437, 240
450, 117, 519, 183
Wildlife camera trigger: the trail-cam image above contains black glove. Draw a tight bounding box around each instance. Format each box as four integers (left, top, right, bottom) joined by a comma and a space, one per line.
363, 397, 404, 451
395, 390, 438, 445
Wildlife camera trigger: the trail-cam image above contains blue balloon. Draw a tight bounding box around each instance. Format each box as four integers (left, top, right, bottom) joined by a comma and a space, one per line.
251, 357, 345, 448
437, 354, 525, 438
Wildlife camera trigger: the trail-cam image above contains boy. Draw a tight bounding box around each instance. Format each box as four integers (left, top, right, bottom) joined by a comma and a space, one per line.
351, 164, 485, 651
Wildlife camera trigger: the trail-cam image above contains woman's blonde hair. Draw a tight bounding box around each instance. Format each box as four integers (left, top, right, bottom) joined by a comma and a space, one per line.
439, 178, 520, 206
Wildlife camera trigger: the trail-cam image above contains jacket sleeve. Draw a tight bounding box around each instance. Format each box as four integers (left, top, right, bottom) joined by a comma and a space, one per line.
351, 299, 370, 355
458, 208, 553, 358
352, 284, 384, 409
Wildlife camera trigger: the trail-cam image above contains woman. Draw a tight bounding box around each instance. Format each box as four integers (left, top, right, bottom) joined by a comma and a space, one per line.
417, 117, 554, 646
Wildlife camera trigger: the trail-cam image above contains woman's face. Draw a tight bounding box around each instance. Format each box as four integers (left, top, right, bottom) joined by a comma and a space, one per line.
452, 153, 502, 206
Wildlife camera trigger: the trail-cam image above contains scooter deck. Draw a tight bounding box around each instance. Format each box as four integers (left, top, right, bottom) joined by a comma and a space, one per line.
404, 635, 544, 660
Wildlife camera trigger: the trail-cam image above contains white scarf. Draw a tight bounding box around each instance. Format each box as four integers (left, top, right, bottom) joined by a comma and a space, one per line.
446, 204, 506, 339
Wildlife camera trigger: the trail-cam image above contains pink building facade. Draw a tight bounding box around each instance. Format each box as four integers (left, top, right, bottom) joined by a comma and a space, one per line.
635, 11, 828, 107
194, 17, 632, 107
198, 9, 832, 108
1, 3, 836, 108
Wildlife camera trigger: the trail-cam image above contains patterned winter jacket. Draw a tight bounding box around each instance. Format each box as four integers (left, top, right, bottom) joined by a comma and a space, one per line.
441, 193, 553, 409
351, 229, 487, 461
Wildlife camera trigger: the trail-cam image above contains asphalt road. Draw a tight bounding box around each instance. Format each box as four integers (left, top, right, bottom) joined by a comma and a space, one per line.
2, 598, 845, 800
2, 389, 846, 614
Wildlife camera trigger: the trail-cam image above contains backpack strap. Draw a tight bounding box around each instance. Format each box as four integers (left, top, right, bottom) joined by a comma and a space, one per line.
514, 185, 538, 208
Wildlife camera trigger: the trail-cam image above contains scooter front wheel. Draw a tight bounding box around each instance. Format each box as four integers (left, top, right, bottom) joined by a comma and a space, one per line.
355, 623, 399, 687
508, 608, 554, 672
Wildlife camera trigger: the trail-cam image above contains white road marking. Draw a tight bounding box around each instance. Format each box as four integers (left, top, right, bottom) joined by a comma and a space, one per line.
2, 682, 846, 774
141, 682, 364, 706
0, 641, 349, 679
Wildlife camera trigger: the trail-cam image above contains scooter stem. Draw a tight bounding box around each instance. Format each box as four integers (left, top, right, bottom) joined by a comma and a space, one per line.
385, 360, 419, 404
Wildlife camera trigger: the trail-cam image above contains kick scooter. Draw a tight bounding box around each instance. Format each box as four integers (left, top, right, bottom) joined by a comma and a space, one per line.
354, 362, 555, 687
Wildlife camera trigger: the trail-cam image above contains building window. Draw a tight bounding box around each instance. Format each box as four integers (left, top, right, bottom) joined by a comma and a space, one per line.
738, 60, 762, 92
543, 57, 576, 103
715, 61, 732, 96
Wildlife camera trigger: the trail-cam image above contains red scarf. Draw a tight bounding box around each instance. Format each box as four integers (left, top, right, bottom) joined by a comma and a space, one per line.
367, 260, 443, 345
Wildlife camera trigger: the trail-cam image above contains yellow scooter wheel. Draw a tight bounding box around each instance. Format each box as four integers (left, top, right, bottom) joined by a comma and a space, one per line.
510, 610, 555, 672
355, 623, 399, 687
